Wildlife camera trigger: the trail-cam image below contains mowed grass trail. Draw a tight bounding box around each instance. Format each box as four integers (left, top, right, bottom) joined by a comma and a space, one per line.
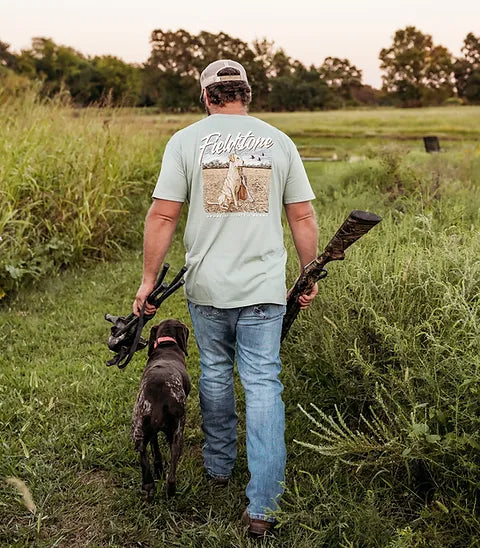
0, 240, 264, 547
1, 226, 352, 547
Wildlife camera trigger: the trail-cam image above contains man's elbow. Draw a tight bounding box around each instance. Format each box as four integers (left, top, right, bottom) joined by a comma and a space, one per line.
148, 210, 177, 224
286, 202, 317, 224
293, 211, 316, 224
146, 199, 183, 224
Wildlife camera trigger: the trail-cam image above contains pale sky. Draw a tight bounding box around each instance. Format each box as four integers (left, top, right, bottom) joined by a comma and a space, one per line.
2, 0, 479, 88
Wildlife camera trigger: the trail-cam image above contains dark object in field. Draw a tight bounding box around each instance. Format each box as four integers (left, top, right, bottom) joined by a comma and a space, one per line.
132, 319, 191, 500
281, 210, 382, 341
105, 263, 187, 369
423, 135, 440, 153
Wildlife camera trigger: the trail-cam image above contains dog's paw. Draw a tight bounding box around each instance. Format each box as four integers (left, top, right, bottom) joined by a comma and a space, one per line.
154, 463, 164, 480
141, 483, 155, 502
166, 480, 176, 498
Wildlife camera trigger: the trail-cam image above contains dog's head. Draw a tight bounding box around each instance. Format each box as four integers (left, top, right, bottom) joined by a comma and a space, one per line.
147, 319, 189, 357
229, 153, 243, 166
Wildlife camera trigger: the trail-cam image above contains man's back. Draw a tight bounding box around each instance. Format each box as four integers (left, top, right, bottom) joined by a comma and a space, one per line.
153, 114, 315, 308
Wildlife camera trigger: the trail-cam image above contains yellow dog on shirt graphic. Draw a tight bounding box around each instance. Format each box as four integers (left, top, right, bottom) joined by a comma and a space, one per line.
207, 153, 253, 211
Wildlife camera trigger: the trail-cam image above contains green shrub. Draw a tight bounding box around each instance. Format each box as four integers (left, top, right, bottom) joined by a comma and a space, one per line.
0, 66, 34, 102
443, 97, 464, 106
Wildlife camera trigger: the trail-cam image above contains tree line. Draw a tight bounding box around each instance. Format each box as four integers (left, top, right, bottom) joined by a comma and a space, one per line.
1, 27, 479, 110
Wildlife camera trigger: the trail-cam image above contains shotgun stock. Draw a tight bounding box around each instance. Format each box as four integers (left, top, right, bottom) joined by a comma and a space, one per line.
281, 210, 382, 342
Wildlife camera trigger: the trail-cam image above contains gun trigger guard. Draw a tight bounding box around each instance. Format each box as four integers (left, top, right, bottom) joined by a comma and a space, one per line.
318, 268, 328, 281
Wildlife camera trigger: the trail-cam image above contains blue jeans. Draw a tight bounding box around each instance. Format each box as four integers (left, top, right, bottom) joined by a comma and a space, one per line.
187, 301, 286, 522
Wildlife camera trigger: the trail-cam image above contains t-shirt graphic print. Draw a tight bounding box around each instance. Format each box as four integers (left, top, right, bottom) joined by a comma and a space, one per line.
200, 131, 273, 215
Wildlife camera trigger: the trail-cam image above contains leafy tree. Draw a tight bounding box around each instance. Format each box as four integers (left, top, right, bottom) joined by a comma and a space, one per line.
350, 84, 383, 106
195, 30, 268, 110
5, 29, 382, 111
91, 56, 141, 105
270, 49, 294, 78
0, 41, 16, 69
379, 26, 454, 106
268, 75, 300, 111
157, 70, 199, 112
462, 32, 480, 66
454, 58, 471, 99
454, 32, 480, 103
148, 29, 259, 77
147, 29, 269, 110
0, 66, 32, 102
244, 39, 271, 110
138, 64, 164, 106
145, 29, 200, 111
16, 38, 92, 101
144, 28, 377, 111
268, 65, 332, 111
148, 29, 198, 77
251, 38, 275, 76
250, 39, 309, 108
318, 57, 363, 103
11, 37, 142, 106
195, 31, 255, 69
463, 71, 480, 103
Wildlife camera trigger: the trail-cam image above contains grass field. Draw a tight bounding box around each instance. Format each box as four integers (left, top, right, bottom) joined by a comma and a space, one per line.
1, 101, 480, 546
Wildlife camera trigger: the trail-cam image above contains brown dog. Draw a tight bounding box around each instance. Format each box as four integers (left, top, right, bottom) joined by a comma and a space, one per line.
131, 319, 190, 499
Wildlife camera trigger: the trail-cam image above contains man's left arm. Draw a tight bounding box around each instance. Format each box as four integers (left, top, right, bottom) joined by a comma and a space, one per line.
285, 201, 319, 309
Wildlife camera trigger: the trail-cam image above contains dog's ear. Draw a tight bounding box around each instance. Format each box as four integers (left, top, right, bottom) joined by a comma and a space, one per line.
177, 323, 189, 356
148, 325, 159, 357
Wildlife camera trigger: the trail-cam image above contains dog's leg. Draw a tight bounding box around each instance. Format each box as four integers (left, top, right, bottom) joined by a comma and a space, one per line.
232, 181, 239, 207
151, 433, 164, 479
166, 416, 185, 497
139, 441, 155, 501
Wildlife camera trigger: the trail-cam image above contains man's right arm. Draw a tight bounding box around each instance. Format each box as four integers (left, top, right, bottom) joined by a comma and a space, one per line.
133, 198, 183, 316
285, 200, 319, 309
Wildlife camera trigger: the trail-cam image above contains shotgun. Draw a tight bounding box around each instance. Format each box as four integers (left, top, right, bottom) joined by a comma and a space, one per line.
281, 210, 382, 342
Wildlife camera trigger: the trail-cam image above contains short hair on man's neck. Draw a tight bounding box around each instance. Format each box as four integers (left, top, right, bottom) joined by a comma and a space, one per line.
204, 67, 252, 107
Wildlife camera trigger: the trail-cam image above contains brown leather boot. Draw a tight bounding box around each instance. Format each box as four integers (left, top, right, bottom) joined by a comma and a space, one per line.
206, 473, 230, 487
241, 508, 275, 539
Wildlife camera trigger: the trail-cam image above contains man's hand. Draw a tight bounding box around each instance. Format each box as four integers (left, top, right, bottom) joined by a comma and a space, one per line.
133, 199, 184, 317
298, 282, 318, 309
133, 282, 157, 317
287, 282, 318, 310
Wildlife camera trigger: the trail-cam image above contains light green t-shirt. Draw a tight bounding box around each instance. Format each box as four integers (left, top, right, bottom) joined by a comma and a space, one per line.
152, 113, 315, 308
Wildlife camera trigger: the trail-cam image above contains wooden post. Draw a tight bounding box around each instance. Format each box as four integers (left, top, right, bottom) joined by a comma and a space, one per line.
423, 136, 440, 153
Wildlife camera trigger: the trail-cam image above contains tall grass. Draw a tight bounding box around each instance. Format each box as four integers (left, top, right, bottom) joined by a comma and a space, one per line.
280, 147, 480, 545
0, 94, 162, 295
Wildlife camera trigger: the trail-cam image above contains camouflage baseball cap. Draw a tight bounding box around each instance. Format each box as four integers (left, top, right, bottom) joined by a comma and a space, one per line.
199, 59, 249, 101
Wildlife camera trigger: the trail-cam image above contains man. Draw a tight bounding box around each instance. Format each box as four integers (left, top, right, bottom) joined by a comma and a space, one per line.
133, 59, 318, 538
